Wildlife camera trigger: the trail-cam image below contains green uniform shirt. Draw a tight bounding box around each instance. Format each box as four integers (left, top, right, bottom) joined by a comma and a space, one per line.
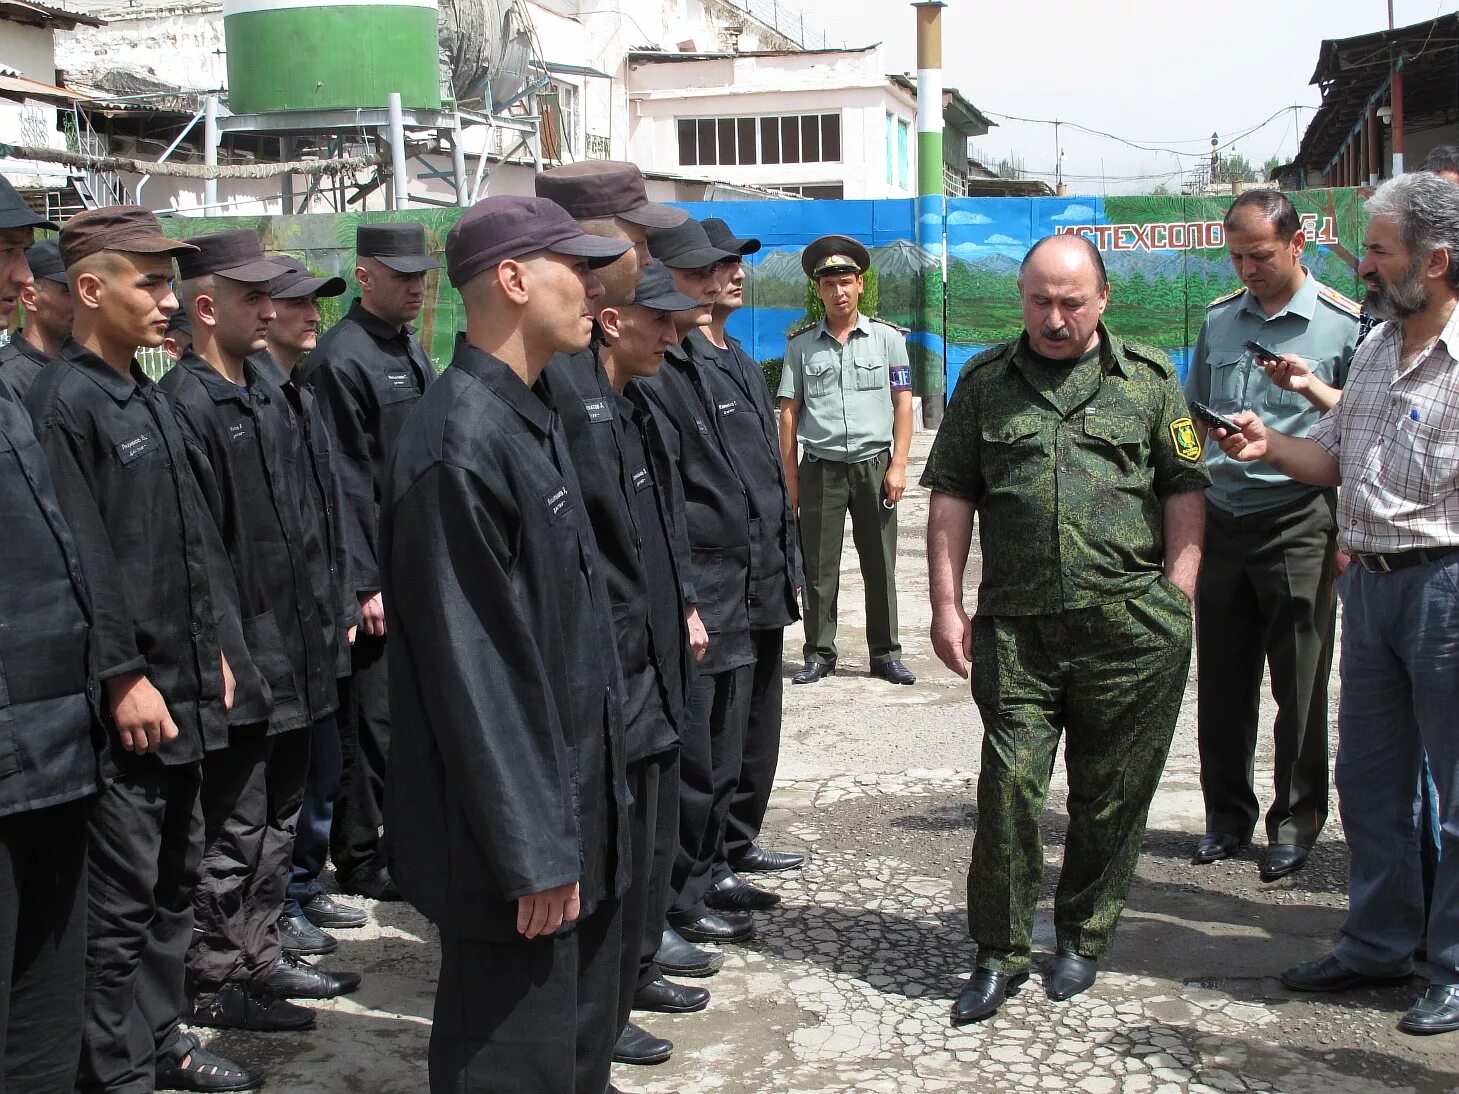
1182, 269, 1359, 517
777, 313, 912, 464
921, 327, 1211, 617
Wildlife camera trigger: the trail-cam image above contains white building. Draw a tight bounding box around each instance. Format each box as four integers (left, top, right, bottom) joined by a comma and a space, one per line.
10, 0, 987, 217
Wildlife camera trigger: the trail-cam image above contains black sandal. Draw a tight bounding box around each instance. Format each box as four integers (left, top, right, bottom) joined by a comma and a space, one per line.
156, 1035, 264, 1092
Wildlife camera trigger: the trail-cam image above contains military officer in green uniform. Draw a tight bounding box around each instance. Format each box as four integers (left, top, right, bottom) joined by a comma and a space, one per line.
923, 234, 1209, 1025
1184, 189, 1358, 883
777, 235, 916, 686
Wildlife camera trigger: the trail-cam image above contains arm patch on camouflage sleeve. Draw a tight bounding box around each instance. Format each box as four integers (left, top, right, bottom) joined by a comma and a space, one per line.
1169, 417, 1202, 462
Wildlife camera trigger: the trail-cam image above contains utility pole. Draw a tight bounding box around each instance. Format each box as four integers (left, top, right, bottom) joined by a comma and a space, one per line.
912, 0, 946, 426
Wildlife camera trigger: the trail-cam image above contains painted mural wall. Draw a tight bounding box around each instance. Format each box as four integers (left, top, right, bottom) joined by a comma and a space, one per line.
151, 189, 1368, 397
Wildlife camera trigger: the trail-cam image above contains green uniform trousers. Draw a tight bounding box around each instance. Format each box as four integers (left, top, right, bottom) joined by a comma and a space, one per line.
967, 577, 1192, 975
797, 449, 901, 666
1196, 490, 1336, 847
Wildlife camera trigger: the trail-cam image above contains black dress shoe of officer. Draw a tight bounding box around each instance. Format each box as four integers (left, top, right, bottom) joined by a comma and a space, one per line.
732, 845, 805, 873
611, 1023, 672, 1065
655, 927, 724, 977
262, 952, 362, 1000
302, 891, 367, 929
190, 983, 316, 1032
792, 661, 835, 684
1260, 843, 1310, 882
339, 866, 403, 902
1280, 953, 1411, 992
951, 967, 1028, 1025
1191, 832, 1246, 864
870, 659, 916, 685
1048, 950, 1098, 1001
706, 873, 781, 912
1400, 985, 1459, 1034
280, 911, 338, 956
674, 910, 755, 944
634, 975, 710, 1014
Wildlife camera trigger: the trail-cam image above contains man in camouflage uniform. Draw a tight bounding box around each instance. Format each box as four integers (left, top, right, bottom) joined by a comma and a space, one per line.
923, 234, 1209, 1025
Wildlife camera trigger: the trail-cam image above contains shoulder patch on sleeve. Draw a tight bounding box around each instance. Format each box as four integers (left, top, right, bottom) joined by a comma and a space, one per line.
956, 341, 1014, 383
1169, 417, 1203, 462
868, 316, 911, 334
1206, 287, 1245, 309
1316, 282, 1363, 319
1122, 342, 1174, 377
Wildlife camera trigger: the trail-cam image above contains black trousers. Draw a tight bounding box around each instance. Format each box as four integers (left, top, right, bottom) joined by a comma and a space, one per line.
332, 636, 391, 883
721, 627, 785, 872
188, 728, 309, 996
288, 714, 342, 912
430, 899, 621, 1094
0, 799, 88, 1094
1196, 492, 1336, 847
669, 664, 752, 920
79, 762, 203, 1094
616, 750, 679, 1036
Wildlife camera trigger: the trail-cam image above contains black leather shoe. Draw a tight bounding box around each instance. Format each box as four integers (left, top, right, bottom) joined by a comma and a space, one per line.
706, 872, 781, 912
156, 1033, 263, 1092
731, 845, 805, 873
302, 891, 367, 929
634, 975, 710, 1014
1191, 832, 1246, 864
338, 866, 402, 902
190, 983, 316, 1032
655, 927, 724, 977
674, 910, 754, 944
611, 1023, 672, 1065
262, 952, 362, 1000
1400, 985, 1459, 1034
1280, 953, 1411, 992
280, 911, 338, 956
1260, 843, 1310, 882
792, 661, 835, 684
1048, 949, 1098, 1001
950, 968, 1027, 1025
870, 659, 916, 685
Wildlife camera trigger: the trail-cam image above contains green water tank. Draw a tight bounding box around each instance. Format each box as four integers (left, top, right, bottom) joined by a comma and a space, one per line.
223, 0, 442, 115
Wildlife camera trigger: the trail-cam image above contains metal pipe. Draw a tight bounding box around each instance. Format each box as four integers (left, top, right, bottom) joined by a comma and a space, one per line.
203, 95, 219, 212
387, 92, 408, 209
135, 104, 206, 206
450, 112, 469, 208
1391, 60, 1405, 176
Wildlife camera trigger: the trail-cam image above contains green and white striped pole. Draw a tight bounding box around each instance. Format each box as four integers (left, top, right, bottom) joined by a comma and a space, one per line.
913, 0, 946, 425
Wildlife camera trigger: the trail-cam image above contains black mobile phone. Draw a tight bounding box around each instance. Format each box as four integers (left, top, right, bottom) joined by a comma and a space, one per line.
1243, 338, 1281, 360
1190, 400, 1243, 435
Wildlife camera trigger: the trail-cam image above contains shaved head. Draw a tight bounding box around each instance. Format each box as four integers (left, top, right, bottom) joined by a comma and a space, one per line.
1019, 233, 1107, 292
1018, 233, 1110, 361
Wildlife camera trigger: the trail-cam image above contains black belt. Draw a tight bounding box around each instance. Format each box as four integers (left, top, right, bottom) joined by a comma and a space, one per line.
1354, 545, 1459, 573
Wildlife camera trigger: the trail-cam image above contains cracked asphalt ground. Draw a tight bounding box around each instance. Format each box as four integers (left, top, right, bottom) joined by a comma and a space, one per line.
197, 430, 1459, 1092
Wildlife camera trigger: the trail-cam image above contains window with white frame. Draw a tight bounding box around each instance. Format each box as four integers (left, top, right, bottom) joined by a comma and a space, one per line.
676, 113, 842, 168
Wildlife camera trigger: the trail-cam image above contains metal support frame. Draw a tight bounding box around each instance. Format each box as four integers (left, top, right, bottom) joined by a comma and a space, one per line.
203, 95, 219, 211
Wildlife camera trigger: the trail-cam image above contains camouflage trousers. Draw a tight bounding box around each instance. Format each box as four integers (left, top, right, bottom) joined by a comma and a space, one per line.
966, 577, 1193, 975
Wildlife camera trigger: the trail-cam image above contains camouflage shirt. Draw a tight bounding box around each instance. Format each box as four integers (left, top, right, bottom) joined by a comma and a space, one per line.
921, 326, 1210, 617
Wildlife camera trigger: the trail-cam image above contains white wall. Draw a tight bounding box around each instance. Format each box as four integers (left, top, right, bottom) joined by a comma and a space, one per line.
0, 22, 57, 80
625, 48, 917, 198
0, 24, 69, 189
56, 11, 226, 92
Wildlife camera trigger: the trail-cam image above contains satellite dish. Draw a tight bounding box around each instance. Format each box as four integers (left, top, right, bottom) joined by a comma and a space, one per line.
439, 0, 534, 111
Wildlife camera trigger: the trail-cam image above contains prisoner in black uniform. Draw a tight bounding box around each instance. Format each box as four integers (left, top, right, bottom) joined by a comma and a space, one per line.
302, 223, 439, 899
0, 239, 70, 401
383, 196, 632, 1093
27, 206, 264, 1093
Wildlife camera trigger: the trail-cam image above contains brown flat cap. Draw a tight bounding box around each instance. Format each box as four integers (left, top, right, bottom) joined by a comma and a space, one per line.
445, 195, 630, 289
60, 205, 198, 269
176, 228, 290, 284
535, 161, 687, 228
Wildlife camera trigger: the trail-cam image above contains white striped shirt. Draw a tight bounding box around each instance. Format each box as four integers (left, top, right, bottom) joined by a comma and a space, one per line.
1307, 303, 1459, 553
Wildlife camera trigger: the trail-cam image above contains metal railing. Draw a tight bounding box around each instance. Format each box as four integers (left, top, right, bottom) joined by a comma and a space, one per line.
62, 106, 132, 209
721, 0, 841, 50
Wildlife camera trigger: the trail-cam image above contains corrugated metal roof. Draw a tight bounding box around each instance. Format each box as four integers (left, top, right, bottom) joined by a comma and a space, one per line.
0, 0, 104, 28
0, 69, 96, 102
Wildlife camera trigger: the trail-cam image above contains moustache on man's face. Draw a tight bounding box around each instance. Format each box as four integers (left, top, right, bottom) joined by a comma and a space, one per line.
1042, 326, 1072, 341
